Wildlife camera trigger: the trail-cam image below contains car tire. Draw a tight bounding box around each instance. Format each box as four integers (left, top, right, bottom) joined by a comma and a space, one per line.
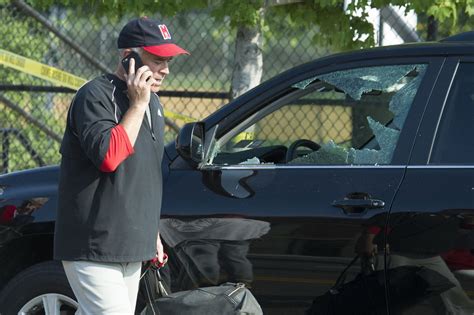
0, 260, 78, 314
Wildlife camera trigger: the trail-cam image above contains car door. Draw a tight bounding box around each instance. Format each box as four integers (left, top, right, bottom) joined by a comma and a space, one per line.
388, 58, 474, 314
161, 57, 443, 314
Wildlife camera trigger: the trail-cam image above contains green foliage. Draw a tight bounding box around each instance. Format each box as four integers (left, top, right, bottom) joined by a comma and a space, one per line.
420, 2, 474, 38
211, 0, 265, 28
1, 6, 55, 84
268, 2, 374, 50
28, 0, 474, 51
31, 0, 208, 21
0, 3, 67, 171
369, 0, 474, 24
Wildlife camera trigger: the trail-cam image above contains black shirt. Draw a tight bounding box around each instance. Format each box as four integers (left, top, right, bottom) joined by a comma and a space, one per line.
54, 74, 164, 262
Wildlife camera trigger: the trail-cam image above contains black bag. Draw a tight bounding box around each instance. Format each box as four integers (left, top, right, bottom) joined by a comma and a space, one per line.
306, 256, 455, 315
142, 266, 262, 315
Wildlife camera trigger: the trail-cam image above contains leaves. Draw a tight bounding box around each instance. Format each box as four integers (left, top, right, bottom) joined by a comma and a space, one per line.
427, 0, 456, 22
22, 0, 474, 52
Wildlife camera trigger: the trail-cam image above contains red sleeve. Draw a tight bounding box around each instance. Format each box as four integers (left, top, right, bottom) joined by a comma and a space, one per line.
100, 124, 134, 172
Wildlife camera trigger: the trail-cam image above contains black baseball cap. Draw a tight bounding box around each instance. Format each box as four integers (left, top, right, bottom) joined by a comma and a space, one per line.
117, 17, 189, 57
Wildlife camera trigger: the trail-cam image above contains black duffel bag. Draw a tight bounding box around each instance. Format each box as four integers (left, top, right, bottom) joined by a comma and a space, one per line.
141, 266, 262, 315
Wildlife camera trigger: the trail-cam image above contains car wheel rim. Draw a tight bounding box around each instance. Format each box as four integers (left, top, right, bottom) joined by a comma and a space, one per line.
19, 293, 78, 315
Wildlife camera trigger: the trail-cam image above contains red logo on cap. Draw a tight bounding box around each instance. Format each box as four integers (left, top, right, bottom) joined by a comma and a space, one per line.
159, 24, 171, 40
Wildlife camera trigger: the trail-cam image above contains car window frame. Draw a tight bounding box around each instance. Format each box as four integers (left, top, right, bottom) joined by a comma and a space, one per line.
408, 57, 466, 166
428, 59, 474, 165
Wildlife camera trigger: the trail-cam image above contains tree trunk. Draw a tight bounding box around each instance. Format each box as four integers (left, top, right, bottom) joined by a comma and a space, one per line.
230, 11, 264, 100
427, 15, 438, 41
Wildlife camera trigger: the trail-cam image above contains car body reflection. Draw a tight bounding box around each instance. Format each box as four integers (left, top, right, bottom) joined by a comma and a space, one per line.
161, 217, 270, 288
357, 210, 474, 314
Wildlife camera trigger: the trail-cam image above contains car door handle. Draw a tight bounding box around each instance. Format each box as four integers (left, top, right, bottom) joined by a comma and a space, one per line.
332, 198, 385, 209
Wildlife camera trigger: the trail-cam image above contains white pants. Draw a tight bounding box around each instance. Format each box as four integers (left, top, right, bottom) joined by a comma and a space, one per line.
63, 260, 142, 315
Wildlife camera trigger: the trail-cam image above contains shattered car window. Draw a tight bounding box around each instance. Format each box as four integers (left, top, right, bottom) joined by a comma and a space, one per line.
290, 64, 426, 165
207, 64, 427, 167
293, 65, 417, 100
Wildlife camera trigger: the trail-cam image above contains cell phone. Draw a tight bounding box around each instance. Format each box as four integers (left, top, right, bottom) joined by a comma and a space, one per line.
121, 51, 143, 74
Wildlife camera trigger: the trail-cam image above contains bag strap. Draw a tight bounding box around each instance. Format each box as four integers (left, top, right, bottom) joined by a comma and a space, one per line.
141, 262, 171, 315
142, 266, 158, 315
154, 269, 169, 296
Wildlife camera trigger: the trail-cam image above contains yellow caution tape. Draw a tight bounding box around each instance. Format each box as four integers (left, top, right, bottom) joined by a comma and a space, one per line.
0, 49, 195, 123
233, 131, 255, 143
164, 110, 196, 123
0, 49, 87, 90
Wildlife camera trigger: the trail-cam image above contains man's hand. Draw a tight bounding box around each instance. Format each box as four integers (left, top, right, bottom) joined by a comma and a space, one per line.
124, 58, 156, 109
156, 233, 168, 266
120, 57, 156, 146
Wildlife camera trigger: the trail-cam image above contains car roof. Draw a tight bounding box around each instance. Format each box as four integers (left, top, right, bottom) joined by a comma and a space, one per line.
331, 30, 474, 61
440, 30, 474, 42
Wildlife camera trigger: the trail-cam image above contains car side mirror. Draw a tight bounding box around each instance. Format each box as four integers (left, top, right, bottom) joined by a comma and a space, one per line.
176, 122, 205, 167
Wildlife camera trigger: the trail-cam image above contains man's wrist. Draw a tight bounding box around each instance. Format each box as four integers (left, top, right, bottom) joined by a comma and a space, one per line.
129, 101, 148, 110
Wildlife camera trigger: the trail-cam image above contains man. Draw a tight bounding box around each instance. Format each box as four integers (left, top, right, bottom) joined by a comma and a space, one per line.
54, 17, 189, 314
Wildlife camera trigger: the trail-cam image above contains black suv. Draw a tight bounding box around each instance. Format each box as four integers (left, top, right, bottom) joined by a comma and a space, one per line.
1, 32, 474, 315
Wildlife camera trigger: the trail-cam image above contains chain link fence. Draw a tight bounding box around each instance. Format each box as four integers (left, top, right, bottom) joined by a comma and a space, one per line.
0, 1, 456, 173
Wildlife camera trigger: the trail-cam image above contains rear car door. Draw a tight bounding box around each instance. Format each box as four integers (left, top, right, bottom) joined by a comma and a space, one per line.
388, 58, 474, 314
162, 57, 443, 314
